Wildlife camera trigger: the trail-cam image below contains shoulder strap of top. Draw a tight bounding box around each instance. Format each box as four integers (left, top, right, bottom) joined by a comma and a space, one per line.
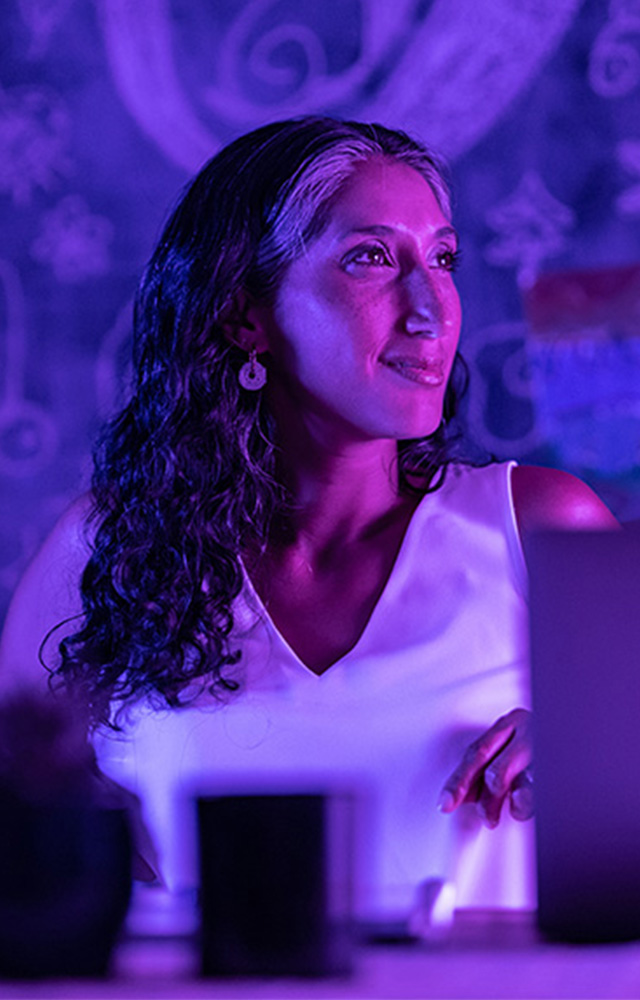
435, 461, 528, 598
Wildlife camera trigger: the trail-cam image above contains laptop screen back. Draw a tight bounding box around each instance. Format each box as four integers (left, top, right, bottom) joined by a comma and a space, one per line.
529, 528, 640, 942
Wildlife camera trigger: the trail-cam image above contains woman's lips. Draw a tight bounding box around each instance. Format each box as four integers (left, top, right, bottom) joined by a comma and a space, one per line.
380, 355, 445, 386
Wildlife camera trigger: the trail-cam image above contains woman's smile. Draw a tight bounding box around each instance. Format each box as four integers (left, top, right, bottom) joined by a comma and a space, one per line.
379, 354, 446, 387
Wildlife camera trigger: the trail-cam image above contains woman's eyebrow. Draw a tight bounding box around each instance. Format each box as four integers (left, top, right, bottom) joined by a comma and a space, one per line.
342, 224, 395, 237
341, 223, 459, 243
435, 225, 459, 243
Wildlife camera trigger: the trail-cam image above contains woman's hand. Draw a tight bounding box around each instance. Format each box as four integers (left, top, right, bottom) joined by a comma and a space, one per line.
438, 708, 533, 828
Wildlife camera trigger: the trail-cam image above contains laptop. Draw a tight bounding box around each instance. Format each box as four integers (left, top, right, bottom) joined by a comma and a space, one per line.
529, 526, 640, 942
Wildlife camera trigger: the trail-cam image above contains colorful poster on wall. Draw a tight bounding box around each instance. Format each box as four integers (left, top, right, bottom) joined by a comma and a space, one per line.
524, 265, 640, 514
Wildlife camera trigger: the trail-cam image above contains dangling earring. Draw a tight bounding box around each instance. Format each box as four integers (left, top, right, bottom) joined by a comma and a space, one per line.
238, 347, 267, 390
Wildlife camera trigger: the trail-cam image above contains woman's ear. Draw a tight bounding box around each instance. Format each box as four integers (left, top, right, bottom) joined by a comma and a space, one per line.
221, 293, 270, 353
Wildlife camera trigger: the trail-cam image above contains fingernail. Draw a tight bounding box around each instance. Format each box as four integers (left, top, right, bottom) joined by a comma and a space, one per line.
484, 768, 499, 794
511, 787, 533, 819
437, 790, 456, 813
476, 802, 497, 828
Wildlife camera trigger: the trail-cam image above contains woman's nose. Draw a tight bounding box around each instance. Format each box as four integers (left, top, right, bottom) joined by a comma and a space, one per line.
404, 309, 439, 337
402, 267, 443, 335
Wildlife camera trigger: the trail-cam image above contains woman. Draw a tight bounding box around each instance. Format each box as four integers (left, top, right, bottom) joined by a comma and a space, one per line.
0, 117, 616, 919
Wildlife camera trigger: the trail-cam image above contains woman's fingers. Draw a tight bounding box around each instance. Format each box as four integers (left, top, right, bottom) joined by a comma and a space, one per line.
509, 766, 534, 821
483, 710, 532, 795
438, 712, 520, 811
438, 709, 533, 827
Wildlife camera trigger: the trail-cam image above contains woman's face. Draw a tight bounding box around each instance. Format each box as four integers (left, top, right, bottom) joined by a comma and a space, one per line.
258, 157, 462, 445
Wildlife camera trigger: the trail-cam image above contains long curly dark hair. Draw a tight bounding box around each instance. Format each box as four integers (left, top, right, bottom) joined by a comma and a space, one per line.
54, 116, 471, 728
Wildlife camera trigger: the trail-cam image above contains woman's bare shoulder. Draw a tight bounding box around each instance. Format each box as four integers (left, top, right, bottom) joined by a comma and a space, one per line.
510, 464, 618, 535
43, 491, 95, 556
0, 493, 95, 692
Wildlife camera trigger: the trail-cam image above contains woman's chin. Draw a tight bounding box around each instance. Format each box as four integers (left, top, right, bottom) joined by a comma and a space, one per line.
389, 412, 444, 442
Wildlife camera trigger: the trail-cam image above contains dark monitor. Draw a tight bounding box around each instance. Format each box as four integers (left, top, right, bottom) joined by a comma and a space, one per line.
529, 528, 640, 942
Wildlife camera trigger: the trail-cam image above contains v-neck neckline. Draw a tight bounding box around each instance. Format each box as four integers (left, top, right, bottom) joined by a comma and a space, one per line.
239, 486, 440, 678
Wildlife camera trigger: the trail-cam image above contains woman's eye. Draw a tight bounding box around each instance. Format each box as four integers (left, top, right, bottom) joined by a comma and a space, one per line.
433, 247, 462, 272
345, 244, 392, 269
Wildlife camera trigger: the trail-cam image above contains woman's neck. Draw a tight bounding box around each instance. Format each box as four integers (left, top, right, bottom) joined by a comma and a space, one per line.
271, 434, 411, 555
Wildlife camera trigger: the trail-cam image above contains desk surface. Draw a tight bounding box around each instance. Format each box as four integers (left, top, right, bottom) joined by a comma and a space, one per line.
3, 910, 640, 1000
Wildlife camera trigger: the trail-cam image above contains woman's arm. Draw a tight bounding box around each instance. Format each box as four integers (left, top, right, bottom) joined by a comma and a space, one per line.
0, 494, 93, 695
0, 498, 159, 881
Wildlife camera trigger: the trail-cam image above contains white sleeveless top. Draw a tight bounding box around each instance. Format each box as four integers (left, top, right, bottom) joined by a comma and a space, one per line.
94, 461, 535, 919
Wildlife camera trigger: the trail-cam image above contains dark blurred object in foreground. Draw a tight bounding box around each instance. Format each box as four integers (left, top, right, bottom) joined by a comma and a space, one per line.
198, 792, 354, 977
0, 690, 132, 978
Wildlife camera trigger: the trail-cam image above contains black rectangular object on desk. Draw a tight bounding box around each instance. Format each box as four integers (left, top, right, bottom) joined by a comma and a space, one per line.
197, 792, 354, 976
529, 528, 640, 942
